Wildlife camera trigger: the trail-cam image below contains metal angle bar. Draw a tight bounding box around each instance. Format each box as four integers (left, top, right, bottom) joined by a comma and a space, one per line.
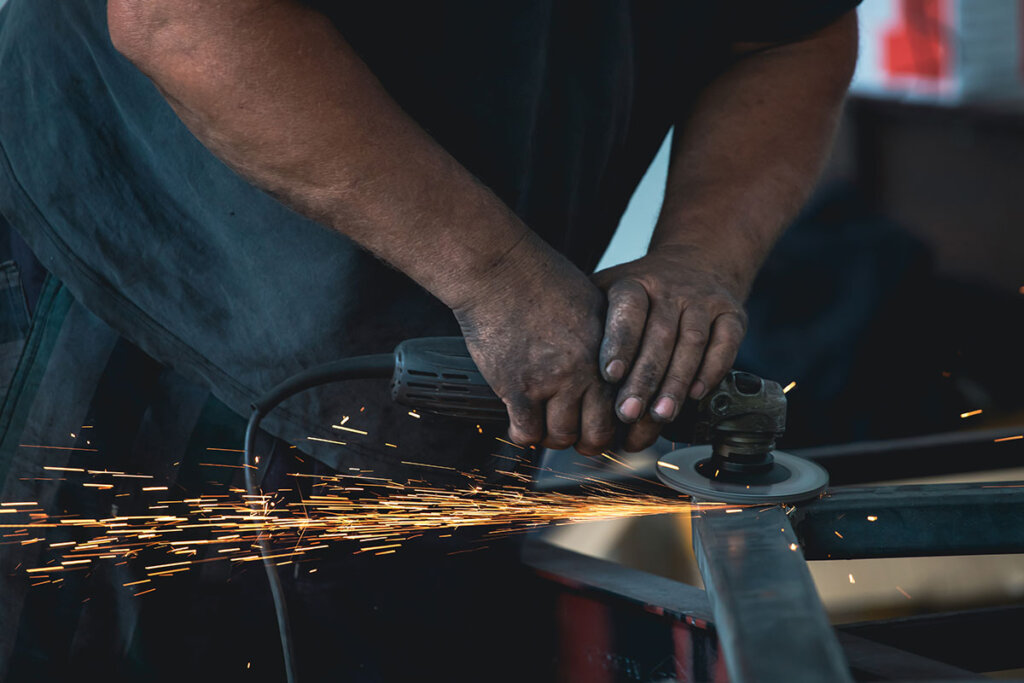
836, 632, 984, 681
522, 537, 712, 622
794, 427, 1024, 485
791, 482, 1024, 559
692, 506, 852, 683
840, 603, 1024, 673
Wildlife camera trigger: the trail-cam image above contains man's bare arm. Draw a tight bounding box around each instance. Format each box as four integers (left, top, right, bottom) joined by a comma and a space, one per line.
595, 12, 858, 450
108, 0, 617, 453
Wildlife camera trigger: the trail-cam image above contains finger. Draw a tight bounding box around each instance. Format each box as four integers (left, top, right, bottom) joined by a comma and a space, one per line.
691, 312, 746, 400
541, 393, 581, 450
575, 382, 617, 456
505, 395, 544, 446
649, 307, 712, 422
599, 280, 648, 383
623, 414, 663, 453
615, 302, 678, 423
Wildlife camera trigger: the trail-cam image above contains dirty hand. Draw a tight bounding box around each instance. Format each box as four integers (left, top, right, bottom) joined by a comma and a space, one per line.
452, 235, 617, 455
592, 244, 748, 452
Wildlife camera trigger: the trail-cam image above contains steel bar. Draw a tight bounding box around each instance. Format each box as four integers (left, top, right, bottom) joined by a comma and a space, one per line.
692, 506, 853, 683
841, 604, 1024, 673
836, 632, 984, 680
522, 537, 712, 622
795, 427, 1024, 485
791, 482, 1024, 559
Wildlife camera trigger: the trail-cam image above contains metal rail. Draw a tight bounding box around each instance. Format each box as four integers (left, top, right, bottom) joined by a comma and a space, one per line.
527, 432, 1024, 680
692, 506, 853, 683
792, 482, 1024, 559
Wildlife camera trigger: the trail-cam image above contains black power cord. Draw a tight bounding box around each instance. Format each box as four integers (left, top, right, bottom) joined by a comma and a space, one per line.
242, 354, 395, 683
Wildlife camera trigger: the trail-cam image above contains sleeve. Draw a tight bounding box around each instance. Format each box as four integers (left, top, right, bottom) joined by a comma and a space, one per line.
719, 0, 861, 44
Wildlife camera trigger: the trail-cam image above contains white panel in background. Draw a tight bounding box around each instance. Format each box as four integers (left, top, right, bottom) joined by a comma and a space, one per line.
596, 132, 670, 270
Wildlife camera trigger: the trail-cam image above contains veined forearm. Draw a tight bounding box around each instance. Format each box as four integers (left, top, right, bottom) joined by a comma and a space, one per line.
107, 0, 537, 310
651, 12, 858, 296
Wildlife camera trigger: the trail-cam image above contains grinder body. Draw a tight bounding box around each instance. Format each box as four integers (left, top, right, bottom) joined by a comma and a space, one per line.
389, 337, 828, 503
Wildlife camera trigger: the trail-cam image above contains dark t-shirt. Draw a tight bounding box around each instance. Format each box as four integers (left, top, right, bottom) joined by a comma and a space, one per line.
0, 0, 857, 474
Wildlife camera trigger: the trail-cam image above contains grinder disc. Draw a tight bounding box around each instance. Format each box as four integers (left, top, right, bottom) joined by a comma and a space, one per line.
656, 445, 828, 504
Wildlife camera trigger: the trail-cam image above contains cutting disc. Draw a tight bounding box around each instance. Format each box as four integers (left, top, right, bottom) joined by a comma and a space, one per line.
656, 445, 829, 504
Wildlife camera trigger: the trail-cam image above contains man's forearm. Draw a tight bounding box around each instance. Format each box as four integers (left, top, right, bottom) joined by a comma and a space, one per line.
107, 0, 545, 311
652, 12, 858, 296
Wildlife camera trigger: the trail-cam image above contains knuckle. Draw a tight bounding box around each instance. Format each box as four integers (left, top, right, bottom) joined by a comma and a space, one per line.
627, 363, 663, 395
584, 424, 616, 447
663, 370, 694, 391
680, 327, 709, 347
509, 429, 540, 446
544, 433, 577, 449
610, 278, 647, 300
720, 309, 748, 331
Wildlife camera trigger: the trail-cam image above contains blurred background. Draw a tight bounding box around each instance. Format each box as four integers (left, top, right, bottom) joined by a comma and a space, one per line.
554, 1, 1024, 676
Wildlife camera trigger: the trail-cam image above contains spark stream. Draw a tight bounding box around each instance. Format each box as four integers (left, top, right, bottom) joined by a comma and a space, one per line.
6, 468, 732, 587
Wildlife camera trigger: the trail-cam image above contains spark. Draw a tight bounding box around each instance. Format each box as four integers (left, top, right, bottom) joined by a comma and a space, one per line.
959, 409, 983, 419
834, 530, 844, 539
333, 425, 368, 436
866, 515, 878, 522
407, 411, 421, 419
789, 543, 799, 551
896, 586, 912, 599
994, 435, 1023, 442
7, 443, 743, 588
848, 573, 855, 584
782, 381, 796, 394
600, 452, 633, 470
307, 437, 347, 446
657, 461, 680, 471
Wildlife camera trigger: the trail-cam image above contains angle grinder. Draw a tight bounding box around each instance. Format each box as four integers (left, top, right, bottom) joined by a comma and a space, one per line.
246, 336, 830, 682
388, 337, 828, 503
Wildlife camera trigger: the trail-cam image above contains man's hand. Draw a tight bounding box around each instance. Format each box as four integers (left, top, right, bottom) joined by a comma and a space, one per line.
453, 235, 616, 455
592, 245, 746, 451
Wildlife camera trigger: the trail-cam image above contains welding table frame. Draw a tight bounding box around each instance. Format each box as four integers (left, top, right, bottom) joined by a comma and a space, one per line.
526, 428, 1024, 682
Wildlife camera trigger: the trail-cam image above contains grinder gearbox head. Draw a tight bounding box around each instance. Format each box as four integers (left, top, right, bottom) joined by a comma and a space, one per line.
656, 371, 828, 504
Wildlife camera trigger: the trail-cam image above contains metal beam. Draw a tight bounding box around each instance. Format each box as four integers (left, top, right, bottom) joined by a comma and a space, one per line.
841, 604, 1024, 674
522, 537, 712, 622
692, 506, 853, 683
836, 632, 985, 680
791, 482, 1024, 559
795, 427, 1024, 485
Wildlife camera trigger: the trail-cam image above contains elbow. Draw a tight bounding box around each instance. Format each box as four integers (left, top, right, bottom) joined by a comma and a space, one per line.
107, 0, 185, 69
107, 0, 150, 63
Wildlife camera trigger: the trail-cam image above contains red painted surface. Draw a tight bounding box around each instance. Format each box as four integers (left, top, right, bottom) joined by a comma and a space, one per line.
557, 593, 613, 683
671, 621, 695, 682
883, 0, 951, 79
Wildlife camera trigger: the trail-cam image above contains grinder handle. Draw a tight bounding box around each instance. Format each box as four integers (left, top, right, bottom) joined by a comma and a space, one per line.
390, 337, 702, 441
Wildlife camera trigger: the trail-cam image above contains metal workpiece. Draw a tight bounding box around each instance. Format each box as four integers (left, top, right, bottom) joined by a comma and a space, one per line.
795, 426, 1024, 485
692, 506, 853, 683
790, 482, 1024, 559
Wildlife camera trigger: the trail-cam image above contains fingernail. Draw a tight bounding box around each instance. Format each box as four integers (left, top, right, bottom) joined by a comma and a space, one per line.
690, 380, 706, 400
605, 360, 625, 382
619, 396, 642, 421
653, 396, 675, 420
